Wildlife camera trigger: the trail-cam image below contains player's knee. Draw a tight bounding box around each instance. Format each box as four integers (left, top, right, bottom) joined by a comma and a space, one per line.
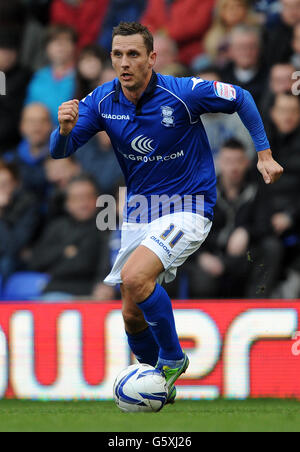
121, 270, 151, 300
122, 308, 146, 334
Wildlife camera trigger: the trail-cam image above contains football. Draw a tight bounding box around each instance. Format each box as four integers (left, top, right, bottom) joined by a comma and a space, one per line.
113, 363, 168, 413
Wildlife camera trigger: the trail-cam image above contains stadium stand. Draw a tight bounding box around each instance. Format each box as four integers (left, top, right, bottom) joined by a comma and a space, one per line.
1, 271, 50, 301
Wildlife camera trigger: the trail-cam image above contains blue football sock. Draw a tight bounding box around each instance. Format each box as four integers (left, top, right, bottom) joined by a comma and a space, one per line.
126, 327, 159, 367
138, 283, 183, 361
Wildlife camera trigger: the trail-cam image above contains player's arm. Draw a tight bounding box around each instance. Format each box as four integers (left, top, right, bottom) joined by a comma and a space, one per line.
185, 79, 283, 184
50, 91, 103, 159
236, 89, 283, 185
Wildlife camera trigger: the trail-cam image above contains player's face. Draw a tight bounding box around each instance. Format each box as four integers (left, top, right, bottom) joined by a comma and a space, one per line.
111, 34, 156, 93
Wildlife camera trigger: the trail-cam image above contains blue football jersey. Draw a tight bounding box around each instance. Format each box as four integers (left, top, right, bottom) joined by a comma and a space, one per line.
50, 72, 270, 222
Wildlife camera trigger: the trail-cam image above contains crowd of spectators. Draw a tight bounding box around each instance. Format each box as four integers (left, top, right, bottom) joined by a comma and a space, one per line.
0, 0, 300, 300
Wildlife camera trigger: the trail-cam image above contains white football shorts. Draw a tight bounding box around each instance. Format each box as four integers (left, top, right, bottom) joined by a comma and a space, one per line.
104, 212, 212, 286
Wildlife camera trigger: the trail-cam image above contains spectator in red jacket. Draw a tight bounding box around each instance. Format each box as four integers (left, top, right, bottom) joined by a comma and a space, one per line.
50, 0, 109, 52
141, 0, 215, 65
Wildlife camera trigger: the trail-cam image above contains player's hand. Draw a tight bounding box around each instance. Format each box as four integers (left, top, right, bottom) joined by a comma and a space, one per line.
58, 99, 79, 136
257, 149, 283, 185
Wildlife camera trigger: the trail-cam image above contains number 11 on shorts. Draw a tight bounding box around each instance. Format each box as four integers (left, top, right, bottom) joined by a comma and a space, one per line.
160, 224, 184, 248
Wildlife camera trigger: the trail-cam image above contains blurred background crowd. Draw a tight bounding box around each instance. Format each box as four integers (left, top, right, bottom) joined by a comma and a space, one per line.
0, 0, 300, 301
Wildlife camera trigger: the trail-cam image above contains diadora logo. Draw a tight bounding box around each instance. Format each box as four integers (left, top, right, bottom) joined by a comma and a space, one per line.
131, 135, 155, 155
150, 236, 172, 258
102, 113, 130, 120
191, 77, 204, 91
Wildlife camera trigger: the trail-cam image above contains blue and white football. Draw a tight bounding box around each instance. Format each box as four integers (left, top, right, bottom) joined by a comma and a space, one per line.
113, 364, 168, 412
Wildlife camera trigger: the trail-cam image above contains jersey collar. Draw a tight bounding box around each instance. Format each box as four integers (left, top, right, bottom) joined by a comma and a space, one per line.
113, 71, 158, 114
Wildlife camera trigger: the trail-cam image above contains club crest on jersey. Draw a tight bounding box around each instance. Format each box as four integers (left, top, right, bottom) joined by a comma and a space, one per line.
214, 82, 236, 101
161, 106, 175, 128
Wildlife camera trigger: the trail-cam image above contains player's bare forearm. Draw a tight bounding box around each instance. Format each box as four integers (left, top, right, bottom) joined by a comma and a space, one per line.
257, 148, 284, 185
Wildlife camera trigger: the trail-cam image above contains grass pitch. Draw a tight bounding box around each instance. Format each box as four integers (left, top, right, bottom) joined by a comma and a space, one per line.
0, 399, 300, 432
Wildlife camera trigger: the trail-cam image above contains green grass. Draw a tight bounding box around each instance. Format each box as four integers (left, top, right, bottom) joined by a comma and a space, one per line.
0, 399, 300, 432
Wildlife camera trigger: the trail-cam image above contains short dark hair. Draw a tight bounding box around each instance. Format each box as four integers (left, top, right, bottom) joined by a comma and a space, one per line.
221, 138, 247, 152
45, 24, 78, 46
112, 22, 154, 54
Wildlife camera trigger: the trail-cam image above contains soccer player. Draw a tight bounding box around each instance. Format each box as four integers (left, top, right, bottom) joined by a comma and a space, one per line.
50, 22, 283, 404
